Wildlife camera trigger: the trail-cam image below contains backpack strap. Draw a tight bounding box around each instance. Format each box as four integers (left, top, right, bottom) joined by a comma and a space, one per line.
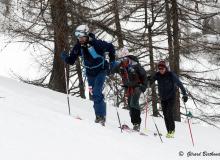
81, 46, 105, 69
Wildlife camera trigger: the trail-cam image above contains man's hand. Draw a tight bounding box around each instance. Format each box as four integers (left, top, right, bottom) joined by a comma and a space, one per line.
182, 95, 188, 103
61, 51, 69, 62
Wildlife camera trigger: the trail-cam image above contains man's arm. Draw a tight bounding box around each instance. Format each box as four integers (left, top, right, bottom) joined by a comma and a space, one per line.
171, 72, 187, 96
148, 71, 157, 87
136, 65, 148, 92
97, 39, 115, 62
65, 44, 80, 65
110, 61, 122, 74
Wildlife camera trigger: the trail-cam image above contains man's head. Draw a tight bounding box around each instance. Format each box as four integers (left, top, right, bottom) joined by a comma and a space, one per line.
78, 36, 89, 45
158, 60, 167, 75
75, 25, 89, 45
121, 57, 130, 68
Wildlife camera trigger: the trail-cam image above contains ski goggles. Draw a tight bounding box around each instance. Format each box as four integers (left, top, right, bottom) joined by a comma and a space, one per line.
75, 31, 87, 38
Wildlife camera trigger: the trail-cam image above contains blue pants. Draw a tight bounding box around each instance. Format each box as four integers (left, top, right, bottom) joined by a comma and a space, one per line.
87, 71, 106, 117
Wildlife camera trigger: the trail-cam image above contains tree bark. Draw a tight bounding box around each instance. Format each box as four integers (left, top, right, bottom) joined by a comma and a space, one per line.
144, 0, 158, 116
70, 6, 86, 99
75, 58, 86, 98
49, 0, 69, 93
148, 26, 159, 117
113, 0, 124, 48
112, 0, 125, 107
171, 0, 181, 122
165, 0, 174, 71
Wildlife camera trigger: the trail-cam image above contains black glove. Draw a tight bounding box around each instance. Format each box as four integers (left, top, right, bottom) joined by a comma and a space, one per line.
139, 84, 146, 92
121, 85, 128, 88
60, 51, 69, 62
182, 95, 188, 103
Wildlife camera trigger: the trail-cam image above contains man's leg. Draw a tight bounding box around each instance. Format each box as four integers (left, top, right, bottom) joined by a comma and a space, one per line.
93, 71, 106, 120
87, 75, 97, 121
129, 88, 141, 130
167, 98, 175, 132
161, 100, 170, 132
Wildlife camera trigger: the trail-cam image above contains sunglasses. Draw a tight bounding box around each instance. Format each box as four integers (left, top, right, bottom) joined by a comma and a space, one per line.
159, 67, 165, 70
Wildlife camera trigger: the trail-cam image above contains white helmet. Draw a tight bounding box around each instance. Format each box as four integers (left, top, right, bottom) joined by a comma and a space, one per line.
118, 47, 129, 58
75, 25, 89, 38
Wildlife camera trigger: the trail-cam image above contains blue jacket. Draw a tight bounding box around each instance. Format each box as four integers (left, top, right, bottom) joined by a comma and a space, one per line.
152, 71, 187, 101
65, 33, 115, 76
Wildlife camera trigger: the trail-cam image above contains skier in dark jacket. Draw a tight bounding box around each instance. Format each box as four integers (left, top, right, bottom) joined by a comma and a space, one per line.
61, 25, 116, 126
112, 48, 148, 131
150, 60, 188, 138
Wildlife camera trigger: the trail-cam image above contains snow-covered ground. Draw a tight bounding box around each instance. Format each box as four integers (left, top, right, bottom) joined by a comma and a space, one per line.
0, 76, 220, 160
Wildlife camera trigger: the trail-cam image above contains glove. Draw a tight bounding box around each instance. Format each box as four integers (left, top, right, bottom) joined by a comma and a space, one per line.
108, 61, 119, 75
60, 51, 69, 62
186, 111, 193, 118
139, 84, 146, 92
182, 95, 188, 103
121, 85, 128, 88
110, 61, 117, 70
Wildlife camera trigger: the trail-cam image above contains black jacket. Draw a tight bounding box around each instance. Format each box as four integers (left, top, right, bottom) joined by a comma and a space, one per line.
65, 33, 115, 76
151, 71, 187, 101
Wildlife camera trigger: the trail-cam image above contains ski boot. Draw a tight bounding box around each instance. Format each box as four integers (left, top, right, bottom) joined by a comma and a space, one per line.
95, 116, 106, 126
166, 131, 175, 138
121, 124, 130, 130
133, 124, 140, 132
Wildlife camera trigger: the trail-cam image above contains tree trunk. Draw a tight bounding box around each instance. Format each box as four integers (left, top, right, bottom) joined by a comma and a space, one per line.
75, 58, 86, 98
70, 8, 86, 99
49, 0, 69, 93
148, 26, 159, 117
165, 0, 174, 71
112, 0, 125, 107
144, 0, 158, 117
113, 0, 124, 48
171, 0, 181, 122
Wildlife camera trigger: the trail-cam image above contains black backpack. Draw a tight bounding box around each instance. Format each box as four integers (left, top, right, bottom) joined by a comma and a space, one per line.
125, 55, 139, 64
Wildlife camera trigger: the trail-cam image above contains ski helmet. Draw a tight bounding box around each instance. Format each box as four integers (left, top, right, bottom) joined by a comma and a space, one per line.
75, 25, 89, 38
118, 47, 129, 58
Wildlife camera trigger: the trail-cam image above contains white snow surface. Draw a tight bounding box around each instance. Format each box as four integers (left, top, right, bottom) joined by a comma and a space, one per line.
0, 76, 220, 160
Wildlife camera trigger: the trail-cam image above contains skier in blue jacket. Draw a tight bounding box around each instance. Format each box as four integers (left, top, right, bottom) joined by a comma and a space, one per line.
150, 60, 188, 138
61, 25, 116, 126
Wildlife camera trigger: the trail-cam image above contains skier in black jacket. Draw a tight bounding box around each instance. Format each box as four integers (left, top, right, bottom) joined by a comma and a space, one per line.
61, 25, 116, 126
112, 48, 148, 131
150, 60, 188, 138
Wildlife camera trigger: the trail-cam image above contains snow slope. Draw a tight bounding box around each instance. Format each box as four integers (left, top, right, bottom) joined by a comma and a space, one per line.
0, 76, 220, 160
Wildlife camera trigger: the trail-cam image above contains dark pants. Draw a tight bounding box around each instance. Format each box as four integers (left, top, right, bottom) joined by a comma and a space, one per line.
161, 98, 175, 132
127, 87, 141, 125
87, 71, 106, 117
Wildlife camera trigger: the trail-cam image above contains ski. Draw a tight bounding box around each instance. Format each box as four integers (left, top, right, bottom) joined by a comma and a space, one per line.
120, 124, 148, 136
72, 115, 106, 126
153, 132, 163, 137
71, 115, 83, 121
75, 116, 82, 120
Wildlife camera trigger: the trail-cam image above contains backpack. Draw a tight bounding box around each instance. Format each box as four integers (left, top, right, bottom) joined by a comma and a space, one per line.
119, 55, 140, 64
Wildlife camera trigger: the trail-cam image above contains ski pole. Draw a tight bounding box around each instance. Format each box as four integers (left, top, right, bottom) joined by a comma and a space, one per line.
144, 89, 149, 130
183, 102, 195, 147
152, 116, 163, 143
113, 79, 123, 133
116, 105, 123, 133
64, 65, 71, 115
